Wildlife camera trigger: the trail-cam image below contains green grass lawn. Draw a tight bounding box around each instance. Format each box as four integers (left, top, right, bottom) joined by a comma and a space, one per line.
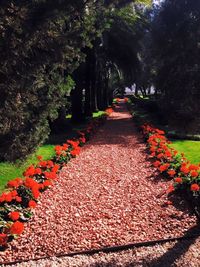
170, 140, 200, 164
0, 145, 55, 193
92, 111, 106, 118
0, 111, 106, 193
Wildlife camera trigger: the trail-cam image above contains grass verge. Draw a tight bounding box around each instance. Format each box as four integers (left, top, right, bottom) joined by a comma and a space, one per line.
0, 145, 55, 193
170, 140, 200, 165
0, 111, 106, 193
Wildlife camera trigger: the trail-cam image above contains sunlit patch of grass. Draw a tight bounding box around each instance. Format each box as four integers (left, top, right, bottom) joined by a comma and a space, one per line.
0, 111, 106, 193
170, 140, 200, 164
0, 145, 55, 193
92, 111, 106, 118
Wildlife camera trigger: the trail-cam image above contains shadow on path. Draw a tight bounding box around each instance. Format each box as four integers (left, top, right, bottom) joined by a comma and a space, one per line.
88, 224, 200, 267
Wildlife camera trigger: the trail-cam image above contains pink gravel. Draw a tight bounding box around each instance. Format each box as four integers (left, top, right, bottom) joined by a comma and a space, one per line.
0, 103, 198, 264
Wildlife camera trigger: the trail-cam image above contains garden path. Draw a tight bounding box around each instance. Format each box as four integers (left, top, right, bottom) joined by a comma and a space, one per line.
0, 101, 198, 264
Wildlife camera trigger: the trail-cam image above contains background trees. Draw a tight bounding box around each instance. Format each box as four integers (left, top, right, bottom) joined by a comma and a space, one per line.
150, 0, 200, 132
2, 0, 198, 162
0, 0, 97, 161
0, 0, 148, 161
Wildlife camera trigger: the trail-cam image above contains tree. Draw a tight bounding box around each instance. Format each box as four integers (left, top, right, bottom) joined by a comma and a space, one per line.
151, 0, 200, 133
0, 0, 109, 160
0, 0, 151, 161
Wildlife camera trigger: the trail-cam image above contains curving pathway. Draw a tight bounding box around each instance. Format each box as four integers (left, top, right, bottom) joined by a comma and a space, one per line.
0, 102, 197, 264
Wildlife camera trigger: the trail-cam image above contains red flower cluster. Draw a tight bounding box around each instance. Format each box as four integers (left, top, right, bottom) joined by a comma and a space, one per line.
105, 108, 114, 115
10, 221, 24, 235
7, 178, 23, 188
0, 190, 21, 203
9, 211, 20, 221
0, 111, 109, 248
0, 234, 8, 246
141, 123, 200, 196
67, 140, 81, 157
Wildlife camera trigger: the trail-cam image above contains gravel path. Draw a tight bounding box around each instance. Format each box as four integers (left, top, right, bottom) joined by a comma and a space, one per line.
0, 103, 198, 265
5, 235, 200, 267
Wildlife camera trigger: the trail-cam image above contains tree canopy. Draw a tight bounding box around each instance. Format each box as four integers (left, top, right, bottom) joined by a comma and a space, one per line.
150, 0, 200, 131
1, 0, 199, 161
0, 0, 150, 161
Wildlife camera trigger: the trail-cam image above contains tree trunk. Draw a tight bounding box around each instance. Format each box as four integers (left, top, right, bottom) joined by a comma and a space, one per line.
97, 73, 105, 110
84, 49, 93, 117
103, 76, 109, 108
135, 84, 139, 96
91, 50, 98, 112
71, 66, 84, 123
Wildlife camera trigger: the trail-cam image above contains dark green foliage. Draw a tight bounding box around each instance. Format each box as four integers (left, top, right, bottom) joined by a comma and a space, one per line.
0, 1, 107, 161
0, 0, 150, 161
151, 0, 200, 133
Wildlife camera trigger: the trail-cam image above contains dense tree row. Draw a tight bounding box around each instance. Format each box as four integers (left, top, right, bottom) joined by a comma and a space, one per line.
0, 0, 148, 161
2, 0, 198, 162
139, 0, 200, 133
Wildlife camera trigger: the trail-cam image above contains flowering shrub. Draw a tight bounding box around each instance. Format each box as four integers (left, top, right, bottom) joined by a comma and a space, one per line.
105, 108, 114, 115
141, 123, 200, 198
0, 112, 111, 249
113, 98, 121, 104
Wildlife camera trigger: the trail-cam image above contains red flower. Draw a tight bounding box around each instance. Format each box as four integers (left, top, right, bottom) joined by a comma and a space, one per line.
189, 164, 199, 171
43, 180, 52, 187
0, 234, 8, 246
9, 211, 20, 221
24, 177, 39, 190
10, 221, 24, 235
79, 137, 86, 144
28, 200, 37, 208
172, 150, 178, 156
157, 153, 164, 159
32, 188, 40, 199
166, 200, 172, 205
190, 171, 199, 178
62, 143, 69, 150
153, 161, 161, 168
35, 168, 42, 175
37, 155, 43, 161
159, 163, 170, 173
15, 196, 22, 203
180, 165, 189, 174
11, 190, 18, 197
67, 140, 79, 148
47, 160, 54, 168
38, 161, 47, 168
167, 170, 176, 177
156, 129, 165, 135
164, 151, 172, 158
7, 178, 23, 188
191, 184, 199, 191
174, 177, 183, 183
44, 171, 57, 180
71, 147, 81, 156
24, 165, 35, 177
55, 146, 62, 155
56, 150, 62, 156
105, 108, 114, 115
5, 193, 12, 202
167, 185, 175, 193
52, 164, 59, 173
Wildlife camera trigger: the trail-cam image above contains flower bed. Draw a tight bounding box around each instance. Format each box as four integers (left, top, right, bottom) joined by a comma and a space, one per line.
0, 112, 109, 249
141, 123, 200, 211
